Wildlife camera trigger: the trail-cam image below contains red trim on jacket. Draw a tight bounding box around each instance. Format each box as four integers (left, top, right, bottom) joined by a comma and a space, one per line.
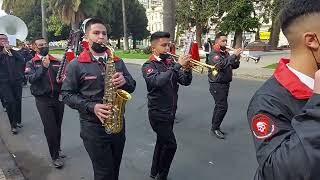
274, 58, 313, 99
77, 49, 120, 63
32, 53, 57, 62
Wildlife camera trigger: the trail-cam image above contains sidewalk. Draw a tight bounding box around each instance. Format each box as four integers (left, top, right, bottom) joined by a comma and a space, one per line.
0, 137, 25, 180
52, 50, 289, 81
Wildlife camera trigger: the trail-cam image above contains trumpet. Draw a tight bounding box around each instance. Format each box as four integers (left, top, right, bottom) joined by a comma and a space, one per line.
226, 46, 260, 63
166, 52, 219, 76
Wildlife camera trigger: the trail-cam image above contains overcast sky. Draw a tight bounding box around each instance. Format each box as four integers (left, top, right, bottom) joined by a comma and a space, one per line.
0, 0, 7, 16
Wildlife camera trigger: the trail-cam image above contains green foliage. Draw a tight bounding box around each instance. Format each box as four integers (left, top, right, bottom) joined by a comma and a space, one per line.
218, 0, 260, 33
115, 50, 150, 59
127, 0, 150, 41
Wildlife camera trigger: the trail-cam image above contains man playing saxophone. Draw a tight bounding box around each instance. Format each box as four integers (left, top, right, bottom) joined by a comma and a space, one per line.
142, 31, 192, 180
61, 18, 136, 180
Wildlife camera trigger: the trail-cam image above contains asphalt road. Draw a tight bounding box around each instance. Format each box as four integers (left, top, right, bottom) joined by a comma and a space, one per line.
0, 64, 263, 180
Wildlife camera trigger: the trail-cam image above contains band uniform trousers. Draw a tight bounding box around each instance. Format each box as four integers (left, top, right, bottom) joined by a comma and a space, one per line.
0, 82, 22, 128
149, 112, 177, 179
35, 97, 64, 160
209, 82, 230, 130
80, 120, 125, 180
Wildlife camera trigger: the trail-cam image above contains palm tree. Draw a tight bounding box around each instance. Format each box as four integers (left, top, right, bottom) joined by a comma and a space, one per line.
2, 0, 17, 14
49, 0, 99, 30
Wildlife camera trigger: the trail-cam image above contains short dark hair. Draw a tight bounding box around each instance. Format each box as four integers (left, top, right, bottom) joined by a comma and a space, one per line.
150, 31, 170, 42
0, 34, 7, 37
32, 37, 45, 44
85, 18, 105, 32
215, 32, 227, 41
280, 0, 320, 35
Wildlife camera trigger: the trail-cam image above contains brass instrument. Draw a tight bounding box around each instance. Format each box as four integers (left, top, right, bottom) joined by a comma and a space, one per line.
3, 46, 12, 56
102, 43, 132, 134
166, 52, 219, 76
226, 46, 260, 63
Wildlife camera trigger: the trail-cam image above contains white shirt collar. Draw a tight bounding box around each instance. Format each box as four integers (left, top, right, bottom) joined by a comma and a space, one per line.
287, 64, 314, 90
93, 53, 108, 61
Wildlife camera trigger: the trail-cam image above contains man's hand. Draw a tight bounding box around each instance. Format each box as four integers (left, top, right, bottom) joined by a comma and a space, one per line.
178, 54, 191, 67
94, 104, 112, 124
313, 69, 320, 94
112, 72, 126, 88
42, 55, 50, 68
233, 48, 242, 57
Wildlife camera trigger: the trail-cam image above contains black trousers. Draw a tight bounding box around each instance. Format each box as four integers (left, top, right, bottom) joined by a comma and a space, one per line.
209, 82, 230, 130
0, 82, 22, 128
149, 113, 177, 179
80, 120, 125, 180
35, 97, 64, 160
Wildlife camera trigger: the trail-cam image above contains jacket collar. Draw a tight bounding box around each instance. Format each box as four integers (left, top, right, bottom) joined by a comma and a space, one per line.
78, 49, 120, 63
149, 54, 171, 65
32, 53, 57, 62
274, 58, 313, 99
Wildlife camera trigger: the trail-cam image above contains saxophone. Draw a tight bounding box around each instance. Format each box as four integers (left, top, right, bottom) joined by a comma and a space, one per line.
102, 44, 132, 134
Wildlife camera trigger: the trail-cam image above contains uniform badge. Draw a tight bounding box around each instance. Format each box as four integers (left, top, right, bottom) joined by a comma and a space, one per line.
25, 67, 31, 73
213, 55, 220, 59
251, 114, 275, 140
144, 67, 154, 74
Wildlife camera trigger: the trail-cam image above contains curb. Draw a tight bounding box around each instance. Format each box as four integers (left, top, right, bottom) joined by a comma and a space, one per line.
0, 137, 25, 180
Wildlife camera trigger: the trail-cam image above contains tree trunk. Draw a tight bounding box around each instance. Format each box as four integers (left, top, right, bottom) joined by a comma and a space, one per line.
133, 38, 137, 49
233, 30, 243, 48
196, 24, 203, 47
255, 27, 260, 41
122, 0, 129, 50
41, 0, 47, 40
268, 16, 281, 49
163, 0, 176, 42
117, 39, 121, 49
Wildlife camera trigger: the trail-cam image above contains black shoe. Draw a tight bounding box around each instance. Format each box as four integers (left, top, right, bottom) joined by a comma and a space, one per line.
11, 128, 18, 135
52, 158, 64, 169
150, 173, 157, 179
155, 175, 169, 180
59, 150, 66, 158
17, 123, 23, 128
213, 129, 225, 139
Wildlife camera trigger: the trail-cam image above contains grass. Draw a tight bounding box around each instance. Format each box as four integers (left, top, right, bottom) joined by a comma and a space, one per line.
264, 63, 278, 69
50, 48, 150, 59
50, 49, 65, 55
115, 50, 150, 59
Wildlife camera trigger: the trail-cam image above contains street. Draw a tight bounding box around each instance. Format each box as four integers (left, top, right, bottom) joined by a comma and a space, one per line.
0, 64, 261, 180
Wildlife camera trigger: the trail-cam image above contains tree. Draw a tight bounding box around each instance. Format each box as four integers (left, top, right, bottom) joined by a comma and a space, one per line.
163, 0, 176, 42
127, 0, 150, 48
122, 0, 129, 50
41, 0, 48, 40
2, 0, 42, 40
47, 15, 71, 41
49, 0, 99, 30
268, 0, 289, 49
176, 0, 221, 46
218, 0, 260, 48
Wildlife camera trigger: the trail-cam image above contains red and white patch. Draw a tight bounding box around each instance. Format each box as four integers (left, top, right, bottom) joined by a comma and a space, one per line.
144, 67, 154, 74
251, 114, 275, 140
84, 75, 97, 80
52, 64, 61, 67
25, 67, 31, 73
213, 55, 220, 59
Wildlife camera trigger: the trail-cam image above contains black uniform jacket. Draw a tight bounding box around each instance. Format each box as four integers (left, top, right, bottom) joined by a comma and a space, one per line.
0, 49, 24, 84
61, 49, 136, 123
207, 46, 240, 84
142, 54, 192, 119
247, 58, 320, 180
25, 54, 62, 98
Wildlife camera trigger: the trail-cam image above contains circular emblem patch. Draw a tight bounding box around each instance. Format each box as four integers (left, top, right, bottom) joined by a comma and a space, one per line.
144, 67, 154, 74
251, 114, 275, 139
